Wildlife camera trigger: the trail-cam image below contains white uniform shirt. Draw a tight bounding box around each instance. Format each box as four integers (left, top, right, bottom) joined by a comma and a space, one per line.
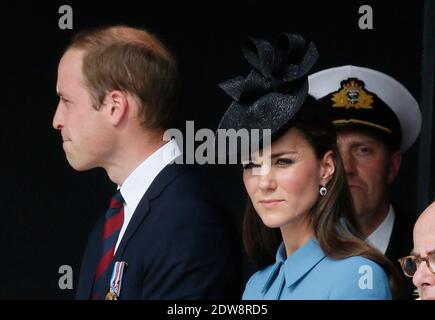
366, 204, 395, 254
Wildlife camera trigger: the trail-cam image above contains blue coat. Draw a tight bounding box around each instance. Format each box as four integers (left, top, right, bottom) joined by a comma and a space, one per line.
243, 238, 391, 300
76, 164, 241, 299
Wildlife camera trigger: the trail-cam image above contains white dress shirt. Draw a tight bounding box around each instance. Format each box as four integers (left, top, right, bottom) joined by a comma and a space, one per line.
366, 204, 395, 254
114, 139, 181, 253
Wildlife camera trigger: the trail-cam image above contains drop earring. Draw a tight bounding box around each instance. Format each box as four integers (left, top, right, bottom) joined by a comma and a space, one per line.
319, 185, 327, 197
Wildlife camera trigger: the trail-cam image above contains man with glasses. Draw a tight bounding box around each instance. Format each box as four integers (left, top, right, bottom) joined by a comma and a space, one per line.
399, 201, 435, 300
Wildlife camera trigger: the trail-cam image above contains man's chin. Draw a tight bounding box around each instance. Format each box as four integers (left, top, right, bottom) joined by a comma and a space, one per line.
349, 199, 367, 216
66, 158, 95, 172
419, 291, 435, 300
349, 193, 374, 216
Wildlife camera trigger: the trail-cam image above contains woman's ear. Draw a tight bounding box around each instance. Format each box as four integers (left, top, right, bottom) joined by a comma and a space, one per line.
319, 150, 335, 185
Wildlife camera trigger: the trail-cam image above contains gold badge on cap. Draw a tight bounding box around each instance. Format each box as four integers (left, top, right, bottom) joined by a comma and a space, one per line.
331, 79, 374, 109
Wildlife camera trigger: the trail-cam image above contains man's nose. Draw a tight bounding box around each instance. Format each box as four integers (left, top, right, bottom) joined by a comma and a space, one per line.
341, 151, 356, 175
52, 103, 64, 130
412, 261, 435, 289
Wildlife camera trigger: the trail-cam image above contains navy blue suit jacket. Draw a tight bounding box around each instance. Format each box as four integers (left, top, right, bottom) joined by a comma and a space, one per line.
385, 205, 416, 300
76, 164, 241, 299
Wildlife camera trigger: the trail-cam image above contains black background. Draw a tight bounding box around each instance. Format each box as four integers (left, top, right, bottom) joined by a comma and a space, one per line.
0, 0, 430, 299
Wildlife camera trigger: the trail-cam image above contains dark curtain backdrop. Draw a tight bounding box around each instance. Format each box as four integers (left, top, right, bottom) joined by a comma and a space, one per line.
0, 0, 427, 299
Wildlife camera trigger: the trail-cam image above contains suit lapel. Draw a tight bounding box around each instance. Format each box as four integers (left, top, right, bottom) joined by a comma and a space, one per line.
385, 207, 414, 261
113, 163, 186, 261
77, 218, 104, 299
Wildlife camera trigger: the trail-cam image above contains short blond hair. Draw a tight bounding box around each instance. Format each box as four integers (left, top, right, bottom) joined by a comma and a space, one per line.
67, 25, 178, 129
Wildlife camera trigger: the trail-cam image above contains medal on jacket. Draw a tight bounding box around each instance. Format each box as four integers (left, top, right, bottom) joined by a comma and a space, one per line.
105, 261, 127, 300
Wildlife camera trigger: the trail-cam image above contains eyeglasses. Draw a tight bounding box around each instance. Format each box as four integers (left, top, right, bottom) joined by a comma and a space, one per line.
398, 254, 435, 277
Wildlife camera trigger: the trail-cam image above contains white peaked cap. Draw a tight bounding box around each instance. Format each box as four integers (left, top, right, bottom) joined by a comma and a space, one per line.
308, 65, 421, 152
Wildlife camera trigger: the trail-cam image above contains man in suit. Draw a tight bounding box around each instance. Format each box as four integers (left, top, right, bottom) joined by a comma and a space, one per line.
53, 25, 240, 299
309, 65, 422, 299
399, 201, 435, 300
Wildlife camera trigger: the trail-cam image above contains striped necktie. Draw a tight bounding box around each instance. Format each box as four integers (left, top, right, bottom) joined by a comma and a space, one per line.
92, 190, 124, 300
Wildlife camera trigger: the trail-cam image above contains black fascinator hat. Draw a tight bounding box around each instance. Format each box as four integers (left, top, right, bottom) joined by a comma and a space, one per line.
218, 33, 319, 142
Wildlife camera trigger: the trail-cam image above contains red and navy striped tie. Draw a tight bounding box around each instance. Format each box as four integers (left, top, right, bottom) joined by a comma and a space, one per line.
92, 190, 124, 300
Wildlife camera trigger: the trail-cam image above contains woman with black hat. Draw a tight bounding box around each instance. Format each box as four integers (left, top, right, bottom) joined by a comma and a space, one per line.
218, 33, 401, 299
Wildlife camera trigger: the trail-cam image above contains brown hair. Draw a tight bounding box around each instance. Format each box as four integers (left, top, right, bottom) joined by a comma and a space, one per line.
67, 25, 178, 129
243, 96, 403, 298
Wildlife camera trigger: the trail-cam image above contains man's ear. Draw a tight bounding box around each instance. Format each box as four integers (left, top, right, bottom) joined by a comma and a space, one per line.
387, 150, 401, 185
105, 90, 128, 126
319, 150, 335, 185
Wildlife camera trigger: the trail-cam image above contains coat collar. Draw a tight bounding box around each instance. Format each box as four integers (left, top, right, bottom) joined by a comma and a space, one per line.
262, 237, 327, 294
